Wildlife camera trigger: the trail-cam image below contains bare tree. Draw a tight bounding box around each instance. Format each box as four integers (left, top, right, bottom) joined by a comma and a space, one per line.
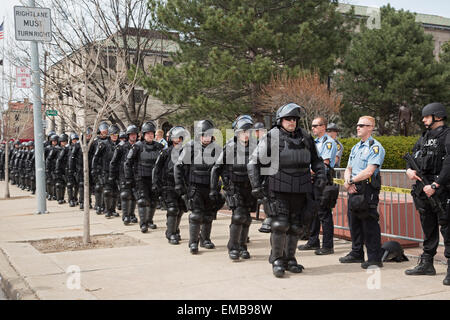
1, 101, 34, 198
256, 71, 343, 131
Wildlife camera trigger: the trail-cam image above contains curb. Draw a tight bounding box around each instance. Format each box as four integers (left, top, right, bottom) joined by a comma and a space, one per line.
0, 248, 39, 300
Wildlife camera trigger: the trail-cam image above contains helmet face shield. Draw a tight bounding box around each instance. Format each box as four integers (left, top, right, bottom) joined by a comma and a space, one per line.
141, 121, 157, 134
422, 102, 447, 119
276, 103, 302, 126
99, 122, 109, 132
126, 125, 139, 135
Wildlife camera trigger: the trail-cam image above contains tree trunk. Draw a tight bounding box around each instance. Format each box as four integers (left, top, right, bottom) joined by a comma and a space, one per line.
4, 145, 10, 198
82, 144, 90, 244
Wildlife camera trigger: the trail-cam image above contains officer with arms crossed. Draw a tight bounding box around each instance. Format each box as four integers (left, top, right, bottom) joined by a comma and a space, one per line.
405, 103, 450, 285
299, 116, 338, 255
248, 103, 327, 277
340, 116, 385, 269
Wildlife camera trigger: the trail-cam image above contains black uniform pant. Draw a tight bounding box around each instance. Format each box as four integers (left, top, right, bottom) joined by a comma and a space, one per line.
268, 192, 308, 264
103, 178, 119, 214
347, 190, 382, 262
188, 184, 218, 246
308, 206, 334, 249
412, 185, 450, 259
136, 176, 157, 227
55, 175, 66, 201
226, 182, 256, 252
162, 187, 186, 239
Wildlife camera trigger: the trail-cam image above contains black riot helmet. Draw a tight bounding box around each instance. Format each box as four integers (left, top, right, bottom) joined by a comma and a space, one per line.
108, 124, 120, 135
275, 103, 302, 126
195, 119, 215, 137
126, 124, 139, 135
14, 140, 20, 146
422, 102, 447, 129
98, 121, 109, 132
27, 141, 34, 147
167, 126, 187, 145
141, 121, 157, 134
253, 122, 265, 130
50, 134, 59, 142
119, 131, 127, 140
70, 132, 79, 141
234, 116, 254, 133
59, 134, 69, 143
232, 115, 253, 130
47, 130, 56, 139
86, 127, 93, 135
381, 241, 409, 262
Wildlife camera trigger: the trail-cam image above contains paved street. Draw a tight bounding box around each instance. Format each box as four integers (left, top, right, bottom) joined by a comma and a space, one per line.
0, 181, 449, 300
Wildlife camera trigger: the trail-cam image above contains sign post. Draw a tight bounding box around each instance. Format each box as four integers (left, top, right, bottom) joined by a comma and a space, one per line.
14, 2, 51, 214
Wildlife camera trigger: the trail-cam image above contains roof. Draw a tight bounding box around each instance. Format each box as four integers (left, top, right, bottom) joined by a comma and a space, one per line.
338, 3, 450, 29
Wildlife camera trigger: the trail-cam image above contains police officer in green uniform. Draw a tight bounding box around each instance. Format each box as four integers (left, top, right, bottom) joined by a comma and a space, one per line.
405, 103, 450, 285
340, 116, 385, 269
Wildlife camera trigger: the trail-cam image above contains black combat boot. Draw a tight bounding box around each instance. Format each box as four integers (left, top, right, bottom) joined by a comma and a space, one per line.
405, 255, 436, 276
239, 225, 251, 259
284, 234, 304, 273
258, 217, 272, 233
166, 212, 178, 244
270, 231, 287, 278
138, 207, 148, 233
200, 222, 215, 249
189, 223, 201, 254
56, 187, 66, 204
443, 259, 450, 286
122, 200, 130, 225
228, 223, 242, 260
148, 207, 157, 229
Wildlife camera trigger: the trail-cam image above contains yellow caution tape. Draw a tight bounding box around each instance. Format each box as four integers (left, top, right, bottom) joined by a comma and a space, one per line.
333, 178, 412, 195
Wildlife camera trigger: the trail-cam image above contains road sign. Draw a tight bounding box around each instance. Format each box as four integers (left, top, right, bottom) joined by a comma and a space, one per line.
16, 67, 31, 88
14, 6, 52, 42
46, 110, 58, 116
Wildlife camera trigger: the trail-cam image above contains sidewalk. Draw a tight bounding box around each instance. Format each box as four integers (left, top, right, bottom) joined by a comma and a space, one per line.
0, 181, 449, 300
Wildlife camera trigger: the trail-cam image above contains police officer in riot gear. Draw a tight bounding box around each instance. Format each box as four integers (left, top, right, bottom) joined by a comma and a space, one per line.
17, 143, 27, 190
119, 131, 127, 143
67, 133, 80, 207
25, 141, 35, 193
299, 117, 338, 255
69, 127, 94, 210
341, 116, 385, 269
405, 102, 450, 285
174, 120, 224, 254
248, 103, 327, 277
9, 141, 20, 185
55, 134, 70, 204
153, 126, 189, 244
91, 122, 110, 214
211, 116, 257, 260
0, 143, 5, 181
124, 121, 163, 233
110, 124, 139, 225
45, 134, 59, 200
93, 124, 121, 218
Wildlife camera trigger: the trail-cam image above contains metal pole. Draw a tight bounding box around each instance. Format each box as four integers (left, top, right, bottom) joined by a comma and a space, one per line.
29, 0, 47, 214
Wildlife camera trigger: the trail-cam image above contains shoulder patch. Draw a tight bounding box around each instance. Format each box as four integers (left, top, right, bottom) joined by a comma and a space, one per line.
326, 142, 332, 150
372, 146, 379, 154
337, 144, 341, 151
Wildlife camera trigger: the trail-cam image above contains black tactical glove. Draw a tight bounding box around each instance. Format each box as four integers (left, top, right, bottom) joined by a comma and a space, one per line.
175, 184, 186, 196
209, 190, 219, 202
251, 187, 265, 200
124, 179, 134, 189
152, 184, 160, 197
315, 175, 327, 192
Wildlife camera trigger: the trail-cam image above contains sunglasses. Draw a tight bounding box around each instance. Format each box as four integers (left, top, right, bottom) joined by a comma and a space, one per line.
283, 117, 298, 122
311, 124, 324, 128
356, 124, 372, 128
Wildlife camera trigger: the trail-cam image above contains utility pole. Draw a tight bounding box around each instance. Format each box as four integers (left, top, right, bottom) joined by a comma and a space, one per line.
28, 0, 47, 214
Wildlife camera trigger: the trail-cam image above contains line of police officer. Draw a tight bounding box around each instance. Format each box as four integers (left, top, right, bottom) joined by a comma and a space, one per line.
1, 101, 449, 283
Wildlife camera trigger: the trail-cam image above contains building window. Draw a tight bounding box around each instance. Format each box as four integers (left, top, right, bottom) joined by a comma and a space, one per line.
15, 114, 20, 121
163, 60, 173, 67
104, 55, 117, 70
134, 90, 144, 104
